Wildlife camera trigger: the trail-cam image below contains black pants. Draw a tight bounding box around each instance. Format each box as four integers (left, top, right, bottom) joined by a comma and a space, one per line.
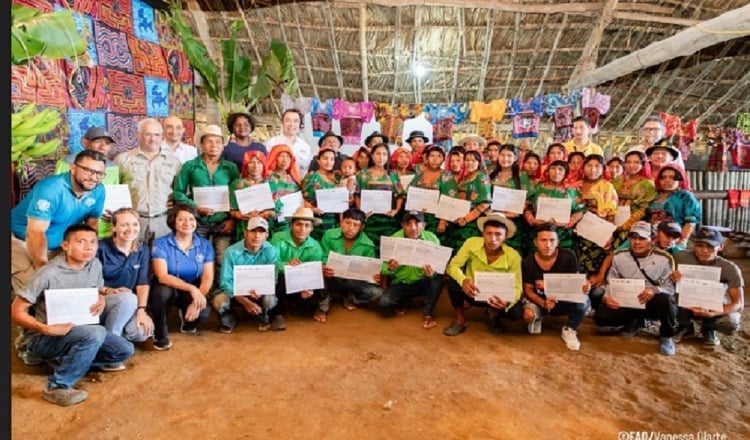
150, 281, 211, 340
677, 307, 719, 332
594, 293, 677, 337
274, 273, 328, 317
445, 277, 523, 320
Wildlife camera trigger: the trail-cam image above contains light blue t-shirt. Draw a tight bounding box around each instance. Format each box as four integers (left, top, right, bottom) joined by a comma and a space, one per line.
151, 233, 215, 284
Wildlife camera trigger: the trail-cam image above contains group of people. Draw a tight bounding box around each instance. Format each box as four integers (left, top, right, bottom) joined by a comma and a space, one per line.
10, 111, 744, 407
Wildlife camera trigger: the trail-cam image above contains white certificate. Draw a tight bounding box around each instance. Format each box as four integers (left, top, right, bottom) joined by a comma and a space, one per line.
400, 174, 415, 189
284, 261, 325, 294
360, 189, 392, 214
608, 278, 646, 309
575, 212, 617, 248
45, 288, 100, 326
379, 235, 399, 261
535, 197, 571, 224
435, 195, 471, 221
326, 252, 382, 284
235, 183, 275, 214
614, 204, 631, 227
104, 184, 132, 212
491, 187, 527, 214
410, 240, 453, 274
543, 273, 588, 304
315, 187, 350, 213
677, 264, 721, 294
405, 186, 440, 214
193, 185, 230, 212
278, 191, 303, 221
233, 264, 276, 296
474, 272, 516, 303
677, 278, 725, 312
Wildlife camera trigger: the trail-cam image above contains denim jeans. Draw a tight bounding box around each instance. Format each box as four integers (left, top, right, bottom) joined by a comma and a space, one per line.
524, 297, 590, 330
150, 282, 211, 341
379, 276, 442, 316
27, 325, 134, 390
326, 277, 383, 305
101, 292, 138, 336
121, 313, 153, 342
211, 291, 278, 325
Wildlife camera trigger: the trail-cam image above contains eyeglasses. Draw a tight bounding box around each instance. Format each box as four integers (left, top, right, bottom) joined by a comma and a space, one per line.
642, 127, 661, 132
74, 163, 106, 179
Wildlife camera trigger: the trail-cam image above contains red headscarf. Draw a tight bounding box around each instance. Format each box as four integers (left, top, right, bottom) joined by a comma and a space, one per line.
241, 150, 267, 179
390, 147, 413, 172
265, 144, 301, 185
655, 164, 691, 191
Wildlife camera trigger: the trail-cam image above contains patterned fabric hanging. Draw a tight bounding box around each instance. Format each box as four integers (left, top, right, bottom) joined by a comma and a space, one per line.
476, 119, 496, 139
737, 113, 750, 135
554, 105, 574, 142
512, 112, 540, 139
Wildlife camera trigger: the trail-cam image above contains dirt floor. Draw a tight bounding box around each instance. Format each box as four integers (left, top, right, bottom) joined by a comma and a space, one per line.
10, 260, 750, 440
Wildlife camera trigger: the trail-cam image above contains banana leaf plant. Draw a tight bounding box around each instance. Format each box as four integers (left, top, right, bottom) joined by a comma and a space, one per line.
11, 3, 87, 65
167, 0, 299, 120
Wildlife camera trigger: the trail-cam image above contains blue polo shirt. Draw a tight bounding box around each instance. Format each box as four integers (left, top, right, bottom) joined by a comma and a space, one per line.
10, 173, 105, 250
97, 238, 151, 289
151, 233, 215, 283
219, 239, 278, 296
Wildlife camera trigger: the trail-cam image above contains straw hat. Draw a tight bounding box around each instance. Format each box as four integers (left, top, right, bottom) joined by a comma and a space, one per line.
477, 212, 516, 238
285, 206, 322, 225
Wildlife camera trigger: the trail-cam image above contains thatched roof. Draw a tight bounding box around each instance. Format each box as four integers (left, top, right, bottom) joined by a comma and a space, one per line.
172, 0, 750, 133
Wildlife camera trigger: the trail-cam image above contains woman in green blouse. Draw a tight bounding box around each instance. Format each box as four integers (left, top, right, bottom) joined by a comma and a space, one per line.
489, 143, 532, 255
301, 147, 341, 241
265, 144, 302, 236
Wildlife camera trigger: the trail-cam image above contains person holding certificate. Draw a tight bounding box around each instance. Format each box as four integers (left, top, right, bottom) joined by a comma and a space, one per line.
672, 227, 744, 346
321, 208, 384, 310
521, 223, 590, 351
229, 150, 273, 241
409, 145, 459, 235
488, 143, 532, 255
265, 144, 303, 235
538, 143, 567, 183
173, 124, 239, 268
97, 208, 153, 343
441, 149, 492, 251
211, 217, 280, 333
594, 221, 678, 356
481, 140, 500, 175
524, 160, 585, 252
11, 225, 135, 406
354, 142, 406, 248
390, 146, 414, 177
301, 146, 342, 240
443, 212, 523, 336
565, 152, 585, 189
576, 154, 618, 277
611, 150, 657, 249
270, 207, 327, 327
379, 211, 443, 329
647, 165, 701, 250
521, 151, 542, 185
150, 204, 215, 350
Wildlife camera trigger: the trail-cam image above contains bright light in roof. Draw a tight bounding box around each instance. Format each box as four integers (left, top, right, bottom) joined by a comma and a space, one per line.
414, 63, 428, 78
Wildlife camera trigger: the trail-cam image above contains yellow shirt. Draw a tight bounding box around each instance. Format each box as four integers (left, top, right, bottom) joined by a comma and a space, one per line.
562, 139, 604, 156
446, 237, 523, 307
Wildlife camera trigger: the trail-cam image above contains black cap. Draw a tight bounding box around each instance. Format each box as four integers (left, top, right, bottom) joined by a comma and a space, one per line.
656, 221, 681, 238
84, 126, 115, 143
402, 210, 425, 223
693, 226, 724, 247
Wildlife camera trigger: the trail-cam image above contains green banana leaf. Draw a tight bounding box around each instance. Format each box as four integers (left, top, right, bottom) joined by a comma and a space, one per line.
221, 21, 252, 104
11, 4, 86, 65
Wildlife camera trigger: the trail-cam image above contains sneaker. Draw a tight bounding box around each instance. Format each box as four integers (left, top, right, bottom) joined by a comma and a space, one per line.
638, 320, 661, 337
41, 388, 88, 407
528, 316, 542, 335
153, 338, 173, 351
702, 330, 720, 347
99, 362, 126, 372
673, 325, 692, 343
561, 326, 581, 351
178, 310, 198, 334
18, 349, 43, 366
659, 337, 676, 356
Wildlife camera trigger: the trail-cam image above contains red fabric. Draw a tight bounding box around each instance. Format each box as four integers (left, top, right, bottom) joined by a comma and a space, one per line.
727, 190, 740, 209
108, 70, 147, 114
11, 60, 69, 108
129, 36, 170, 79
95, 0, 133, 33
741, 190, 750, 209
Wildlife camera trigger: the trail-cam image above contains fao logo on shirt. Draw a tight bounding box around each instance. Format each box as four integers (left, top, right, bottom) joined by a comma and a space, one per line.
196, 254, 205, 263
84, 197, 96, 207
35, 199, 51, 212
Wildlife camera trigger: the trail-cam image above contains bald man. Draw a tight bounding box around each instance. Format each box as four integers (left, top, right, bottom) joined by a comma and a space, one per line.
161, 115, 197, 164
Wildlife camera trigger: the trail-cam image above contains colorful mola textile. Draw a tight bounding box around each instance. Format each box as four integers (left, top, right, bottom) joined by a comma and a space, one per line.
108, 69, 146, 114
71, 0, 98, 15
64, 63, 110, 111
12, 0, 53, 12
67, 109, 107, 154
145, 77, 170, 117
129, 35, 170, 79
106, 112, 141, 155
96, 0, 133, 33
16, 159, 57, 204
163, 48, 193, 84
182, 119, 195, 146
155, 10, 182, 50
11, 60, 69, 108
94, 21, 134, 73
71, 11, 98, 66
132, 0, 159, 43
169, 83, 194, 119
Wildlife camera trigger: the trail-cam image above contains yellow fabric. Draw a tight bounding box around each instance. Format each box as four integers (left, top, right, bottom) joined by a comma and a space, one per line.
562, 139, 604, 156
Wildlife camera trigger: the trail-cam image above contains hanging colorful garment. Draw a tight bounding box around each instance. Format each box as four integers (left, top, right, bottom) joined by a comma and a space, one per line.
738, 113, 750, 135
469, 100, 507, 123
554, 105, 574, 141
583, 107, 601, 133
581, 88, 611, 115
508, 97, 544, 116
706, 138, 727, 172
476, 119, 496, 139
340, 117, 364, 145
512, 112, 540, 139
736, 130, 750, 168
312, 112, 332, 137
332, 99, 375, 122
281, 93, 312, 114
660, 112, 682, 137
544, 90, 582, 116
422, 103, 470, 125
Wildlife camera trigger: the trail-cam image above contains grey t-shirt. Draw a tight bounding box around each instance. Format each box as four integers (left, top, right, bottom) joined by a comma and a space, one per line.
16, 255, 103, 347
675, 251, 744, 304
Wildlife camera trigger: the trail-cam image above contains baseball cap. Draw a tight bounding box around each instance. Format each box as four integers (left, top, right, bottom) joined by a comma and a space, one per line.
656, 221, 681, 238
629, 221, 653, 239
402, 210, 425, 223
84, 126, 115, 143
246, 217, 269, 232
693, 226, 724, 247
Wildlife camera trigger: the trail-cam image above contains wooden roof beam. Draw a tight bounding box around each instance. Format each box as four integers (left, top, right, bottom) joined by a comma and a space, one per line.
292, 4, 319, 97
567, 3, 750, 90
699, 70, 750, 123
324, 3, 347, 100
359, 4, 369, 102
186, 0, 220, 60
534, 14, 568, 97
450, 8, 465, 104
476, 10, 494, 101
569, 0, 619, 88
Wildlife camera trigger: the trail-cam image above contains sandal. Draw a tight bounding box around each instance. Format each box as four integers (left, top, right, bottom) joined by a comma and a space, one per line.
258, 322, 272, 332
442, 321, 468, 337
422, 315, 437, 329
313, 310, 327, 323
394, 307, 407, 316
342, 296, 357, 311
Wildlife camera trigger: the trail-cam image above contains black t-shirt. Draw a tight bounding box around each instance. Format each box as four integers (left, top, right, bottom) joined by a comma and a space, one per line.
522, 248, 580, 298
